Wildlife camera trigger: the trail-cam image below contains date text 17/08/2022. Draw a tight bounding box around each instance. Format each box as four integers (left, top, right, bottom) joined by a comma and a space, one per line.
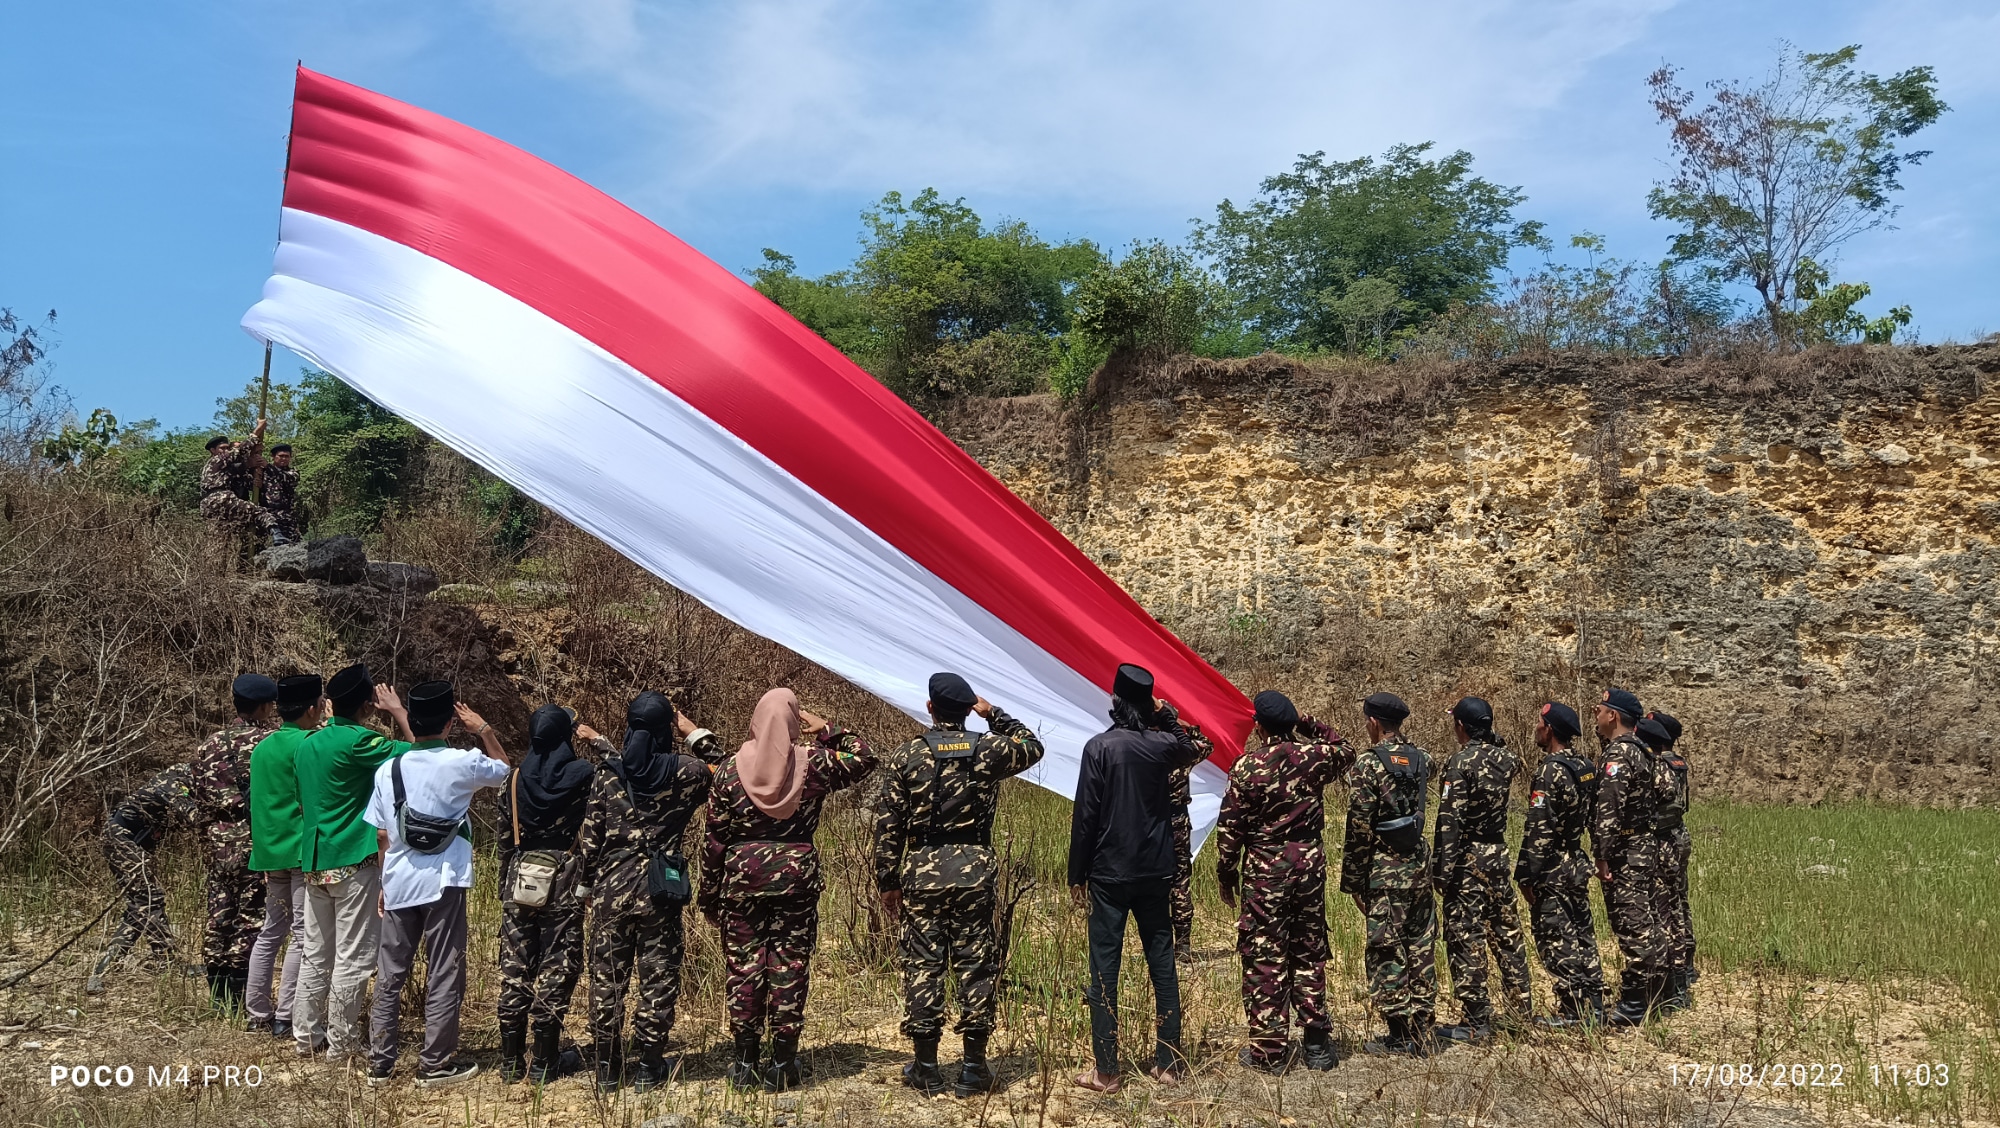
1670, 1063, 1952, 1089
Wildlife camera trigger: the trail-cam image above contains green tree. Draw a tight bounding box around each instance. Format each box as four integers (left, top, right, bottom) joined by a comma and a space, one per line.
1647, 44, 1946, 342
211, 377, 301, 440
1791, 259, 1912, 345
757, 190, 1104, 398
290, 369, 423, 533
1193, 143, 1543, 352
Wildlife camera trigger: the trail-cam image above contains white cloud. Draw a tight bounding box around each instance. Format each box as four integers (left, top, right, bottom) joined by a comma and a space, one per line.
480, 0, 1680, 212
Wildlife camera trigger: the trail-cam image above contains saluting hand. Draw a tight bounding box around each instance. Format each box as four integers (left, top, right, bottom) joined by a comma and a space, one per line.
575, 723, 602, 743
799, 709, 830, 736
972, 696, 994, 720
675, 710, 698, 739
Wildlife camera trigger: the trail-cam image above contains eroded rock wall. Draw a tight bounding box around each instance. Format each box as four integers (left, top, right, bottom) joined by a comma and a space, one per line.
939, 343, 2000, 805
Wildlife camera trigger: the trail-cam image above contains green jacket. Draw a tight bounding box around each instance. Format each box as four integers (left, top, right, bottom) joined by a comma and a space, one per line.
297, 717, 410, 872
248, 722, 314, 872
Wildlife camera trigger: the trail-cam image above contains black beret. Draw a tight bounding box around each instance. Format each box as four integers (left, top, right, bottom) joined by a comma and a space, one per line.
1252, 690, 1298, 733
1636, 717, 1672, 751
928, 672, 977, 708
270, 443, 292, 455
1113, 663, 1155, 709
206, 435, 230, 451
1362, 691, 1410, 725
1601, 687, 1643, 721
276, 675, 323, 710
406, 679, 456, 722
1538, 701, 1581, 741
326, 663, 372, 702
232, 674, 279, 705
1646, 711, 1682, 746
1449, 696, 1493, 729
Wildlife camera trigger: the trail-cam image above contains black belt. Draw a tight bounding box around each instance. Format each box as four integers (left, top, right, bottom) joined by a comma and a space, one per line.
1467, 831, 1507, 845
911, 830, 989, 848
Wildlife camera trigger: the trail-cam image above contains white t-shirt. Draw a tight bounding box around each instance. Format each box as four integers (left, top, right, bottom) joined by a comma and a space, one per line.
365, 742, 512, 911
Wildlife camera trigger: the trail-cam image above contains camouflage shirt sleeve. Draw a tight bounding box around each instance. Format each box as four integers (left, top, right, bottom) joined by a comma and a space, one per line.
1514, 757, 1565, 884
1591, 738, 1647, 867
981, 707, 1045, 778
1432, 750, 1468, 880
806, 724, 877, 796
1297, 718, 1355, 789
1338, 754, 1378, 896
873, 739, 918, 893
697, 769, 735, 914
1212, 753, 1255, 893
572, 770, 613, 892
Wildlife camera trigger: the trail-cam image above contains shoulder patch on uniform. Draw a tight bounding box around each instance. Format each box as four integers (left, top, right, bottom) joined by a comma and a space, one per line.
1390, 754, 1410, 766
1579, 771, 1595, 783
1604, 762, 1620, 777
1529, 790, 1547, 807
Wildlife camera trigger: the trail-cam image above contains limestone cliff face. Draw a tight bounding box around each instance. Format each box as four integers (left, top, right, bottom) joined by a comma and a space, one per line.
938, 343, 2000, 806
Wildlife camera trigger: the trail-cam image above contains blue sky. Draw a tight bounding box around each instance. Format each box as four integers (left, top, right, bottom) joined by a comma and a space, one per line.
3, 1, 1994, 430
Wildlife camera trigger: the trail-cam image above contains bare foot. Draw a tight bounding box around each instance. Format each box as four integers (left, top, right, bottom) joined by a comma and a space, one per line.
1074, 1068, 1121, 1093
1145, 1064, 1183, 1087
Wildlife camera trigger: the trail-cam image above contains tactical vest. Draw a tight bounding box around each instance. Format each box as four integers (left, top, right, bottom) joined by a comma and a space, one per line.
1652, 748, 1690, 831
1542, 752, 1596, 848
911, 728, 991, 847
1371, 741, 1429, 856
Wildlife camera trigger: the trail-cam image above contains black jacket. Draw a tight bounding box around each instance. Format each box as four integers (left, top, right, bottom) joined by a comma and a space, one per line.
1066, 709, 1203, 887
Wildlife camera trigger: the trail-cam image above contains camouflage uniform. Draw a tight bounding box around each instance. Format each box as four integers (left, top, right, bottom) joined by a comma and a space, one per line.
698, 725, 876, 1044
1433, 737, 1531, 1021
1212, 718, 1355, 1064
198, 439, 280, 541
1592, 734, 1669, 1001
262, 463, 301, 540
1166, 726, 1214, 955
103, 765, 197, 957
575, 744, 714, 1058
190, 721, 275, 971
1340, 737, 1437, 1021
1513, 748, 1605, 1012
874, 710, 1045, 1042
494, 761, 593, 1041
1655, 751, 1695, 977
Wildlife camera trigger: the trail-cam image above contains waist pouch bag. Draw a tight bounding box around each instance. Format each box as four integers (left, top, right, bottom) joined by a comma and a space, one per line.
723, 841, 819, 899
509, 850, 564, 908
1373, 814, 1424, 855
392, 755, 466, 856
646, 849, 693, 905
900, 844, 996, 893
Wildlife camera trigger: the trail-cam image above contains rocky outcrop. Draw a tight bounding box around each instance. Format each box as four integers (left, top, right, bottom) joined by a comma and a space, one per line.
935, 341, 2000, 806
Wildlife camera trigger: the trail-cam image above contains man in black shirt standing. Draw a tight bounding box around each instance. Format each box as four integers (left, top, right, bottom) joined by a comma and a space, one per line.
1067, 663, 1204, 1094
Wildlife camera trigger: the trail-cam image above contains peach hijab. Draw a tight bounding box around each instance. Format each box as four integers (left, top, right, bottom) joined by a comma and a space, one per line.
738, 688, 810, 818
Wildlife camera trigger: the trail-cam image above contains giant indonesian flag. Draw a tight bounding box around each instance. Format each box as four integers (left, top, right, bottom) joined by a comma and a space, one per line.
243, 67, 1255, 846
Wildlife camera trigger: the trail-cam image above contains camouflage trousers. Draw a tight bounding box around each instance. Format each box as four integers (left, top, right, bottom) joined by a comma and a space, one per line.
898, 886, 1000, 1040
1359, 888, 1438, 1020
1236, 878, 1331, 1060
1438, 847, 1532, 1017
589, 902, 685, 1051
104, 827, 173, 956
1169, 810, 1194, 952
201, 863, 266, 970
1524, 877, 1605, 1002
1602, 836, 1672, 988
720, 898, 818, 1040
1661, 828, 1694, 972
200, 493, 280, 538
499, 899, 585, 1035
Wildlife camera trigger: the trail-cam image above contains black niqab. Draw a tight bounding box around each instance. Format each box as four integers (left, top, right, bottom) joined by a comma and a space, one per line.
514, 704, 596, 841
610, 690, 678, 794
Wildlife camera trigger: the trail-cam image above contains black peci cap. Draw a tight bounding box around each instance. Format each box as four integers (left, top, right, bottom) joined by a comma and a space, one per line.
1601, 687, 1643, 722
1538, 701, 1581, 741
406, 680, 456, 726
928, 672, 977, 708
326, 663, 372, 704
1448, 696, 1493, 729
1362, 691, 1410, 726
1252, 690, 1298, 734
1646, 711, 1682, 747
276, 675, 323, 710
1113, 664, 1155, 708
233, 674, 279, 706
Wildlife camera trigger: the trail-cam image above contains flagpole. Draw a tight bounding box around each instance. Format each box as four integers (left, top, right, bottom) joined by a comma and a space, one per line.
251, 62, 301, 509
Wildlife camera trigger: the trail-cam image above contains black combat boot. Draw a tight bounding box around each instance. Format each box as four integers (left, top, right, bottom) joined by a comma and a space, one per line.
498, 1024, 527, 1084
1607, 979, 1652, 1027
527, 1026, 580, 1084
203, 965, 232, 1014
1661, 968, 1694, 1013
593, 1039, 622, 1094
954, 1034, 996, 1097
1362, 1016, 1405, 1055
1436, 1000, 1494, 1044
764, 1032, 804, 1092
726, 1028, 763, 1091
1404, 1012, 1442, 1057
629, 1044, 676, 1092
1536, 988, 1580, 1030
1301, 1027, 1340, 1071
902, 1035, 946, 1095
